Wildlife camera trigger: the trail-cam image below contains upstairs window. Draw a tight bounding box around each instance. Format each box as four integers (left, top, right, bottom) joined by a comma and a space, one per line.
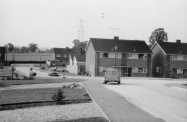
128, 53, 138, 59
171, 55, 184, 61
56, 54, 61, 57
138, 67, 143, 73
103, 53, 108, 58
138, 54, 144, 59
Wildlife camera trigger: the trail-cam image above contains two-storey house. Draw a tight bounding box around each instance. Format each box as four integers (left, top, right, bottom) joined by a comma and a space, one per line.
151, 40, 187, 78
86, 37, 152, 76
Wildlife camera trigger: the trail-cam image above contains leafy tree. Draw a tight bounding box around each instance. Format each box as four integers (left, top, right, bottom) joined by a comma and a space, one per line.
21, 46, 29, 53
5, 43, 14, 52
149, 28, 168, 45
28, 43, 38, 52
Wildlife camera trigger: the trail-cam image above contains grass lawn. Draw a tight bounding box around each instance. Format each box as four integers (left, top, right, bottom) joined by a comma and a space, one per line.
0, 83, 91, 110
0, 78, 84, 87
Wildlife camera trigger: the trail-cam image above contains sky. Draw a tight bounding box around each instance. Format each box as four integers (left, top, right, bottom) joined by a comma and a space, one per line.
0, 0, 186, 48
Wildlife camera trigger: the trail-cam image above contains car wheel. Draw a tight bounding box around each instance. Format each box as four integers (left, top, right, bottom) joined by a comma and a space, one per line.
103, 81, 108, 84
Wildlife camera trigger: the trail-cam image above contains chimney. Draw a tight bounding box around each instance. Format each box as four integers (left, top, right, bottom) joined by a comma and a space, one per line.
176, 39, 181, 44
114, 36, 119, 41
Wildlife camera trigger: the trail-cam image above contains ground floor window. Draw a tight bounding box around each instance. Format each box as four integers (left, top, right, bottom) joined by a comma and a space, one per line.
183, 69, 187, 76
132, 67, 147, 73
156, 66, 160, 73
177, 68, 183, 74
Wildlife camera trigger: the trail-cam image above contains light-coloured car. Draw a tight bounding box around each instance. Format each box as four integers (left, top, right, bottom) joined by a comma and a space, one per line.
103, 68, 121, 84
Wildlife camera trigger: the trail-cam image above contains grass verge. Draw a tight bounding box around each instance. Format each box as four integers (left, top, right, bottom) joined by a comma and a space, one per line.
0, 84, 91, 111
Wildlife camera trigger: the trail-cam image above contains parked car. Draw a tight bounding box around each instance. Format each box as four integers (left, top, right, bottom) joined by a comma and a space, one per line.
103, 68, 121, 84
48, 72, 60, 77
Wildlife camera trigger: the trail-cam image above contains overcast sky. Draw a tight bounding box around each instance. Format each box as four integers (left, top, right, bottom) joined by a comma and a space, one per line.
0, 0, 186, 48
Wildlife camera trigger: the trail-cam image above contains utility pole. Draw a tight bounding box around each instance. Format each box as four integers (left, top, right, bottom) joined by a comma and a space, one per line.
77, 19, 84, 42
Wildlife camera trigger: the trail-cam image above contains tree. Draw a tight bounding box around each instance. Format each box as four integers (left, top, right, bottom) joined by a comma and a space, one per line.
149, 28, 168, 45
28, 43, 38, 52
5, 43, 14, 52
21, 46, 29, 53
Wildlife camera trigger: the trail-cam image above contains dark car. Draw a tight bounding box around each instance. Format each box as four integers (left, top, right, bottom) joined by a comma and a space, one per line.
48, 72, 60, 77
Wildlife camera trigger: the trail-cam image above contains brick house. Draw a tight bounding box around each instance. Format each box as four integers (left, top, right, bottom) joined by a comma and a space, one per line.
86, 37, 152, 76
151, 40, 187, 78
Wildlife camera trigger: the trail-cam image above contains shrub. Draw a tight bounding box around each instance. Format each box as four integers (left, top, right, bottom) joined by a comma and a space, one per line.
52, 88, 65, 104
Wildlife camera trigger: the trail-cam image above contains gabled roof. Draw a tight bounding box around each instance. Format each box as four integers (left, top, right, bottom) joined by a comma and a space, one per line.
90, 38, 151, 53
159, 42, 187, 55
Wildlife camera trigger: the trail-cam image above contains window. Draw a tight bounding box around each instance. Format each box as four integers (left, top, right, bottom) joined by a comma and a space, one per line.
138, 67, 143, 73
103, 53, 108, 58
56, 54, 61, 57
109, 53, 115, 58
177, 68, 183, 74
108, 53, 122, 59
132, 67, 138, 73
64, 54, 67, 58
156, 66, 160, 73
171, 55, 184, 61
128, 53, 138, 59
177, 55, 184, 60
138, 54, 144, 59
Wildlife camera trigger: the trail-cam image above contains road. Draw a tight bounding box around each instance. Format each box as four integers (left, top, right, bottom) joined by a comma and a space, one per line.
105, 77, 187, 122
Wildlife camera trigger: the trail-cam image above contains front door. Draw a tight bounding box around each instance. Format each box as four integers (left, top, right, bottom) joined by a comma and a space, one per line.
128, 67, 132, 77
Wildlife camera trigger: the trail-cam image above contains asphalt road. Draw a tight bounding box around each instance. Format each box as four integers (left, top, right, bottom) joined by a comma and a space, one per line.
83, 79, 165, 122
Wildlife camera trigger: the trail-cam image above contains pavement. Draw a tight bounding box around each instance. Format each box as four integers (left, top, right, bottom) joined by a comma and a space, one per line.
83, 78, 165, 122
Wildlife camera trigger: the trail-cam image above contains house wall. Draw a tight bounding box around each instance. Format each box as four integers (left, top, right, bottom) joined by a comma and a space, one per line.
151, 43, 167, 77
86, 42, 96, 76
96, 52, 150, 77
169, 56, 187, 78
151, 42, 187, 78
127, 59, 149, 77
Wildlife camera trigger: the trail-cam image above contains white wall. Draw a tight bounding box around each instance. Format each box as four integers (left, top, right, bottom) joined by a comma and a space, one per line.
86, 42, 96, 76
66, 56, 78, 74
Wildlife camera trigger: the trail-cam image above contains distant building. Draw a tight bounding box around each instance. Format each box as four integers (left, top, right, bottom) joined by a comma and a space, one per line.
86, 37, 152, 76
7, 52, 54, 64
151, 40, 187, 78
52, 48, 72, 66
